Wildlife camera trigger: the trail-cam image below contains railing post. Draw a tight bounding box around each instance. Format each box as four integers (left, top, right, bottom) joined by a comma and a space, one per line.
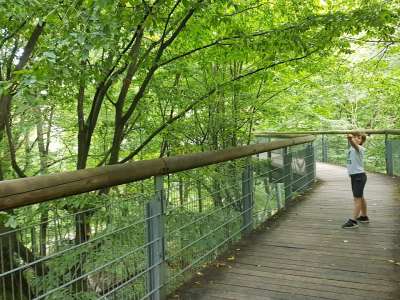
147, 175, 166, 300
242, 161, 253, 235
385, 134, 394, 176
322, 134, 328, 162
282, 147, 293, 204
305, 143, 316, 187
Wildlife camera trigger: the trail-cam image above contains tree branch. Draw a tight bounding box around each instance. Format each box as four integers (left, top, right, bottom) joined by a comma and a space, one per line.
45, 106, 55, 154
158, 40, 222, 67
14, 22, 45, 72
5, 115, 27, 178
158, 21, 312, 68
223, 3, 265, 17
120, 88, 216, 163
345, 37, 400, 44
120, 50, 318, 162
0, 19, 28, 50
32, 155, 76, 176
226, 49, 319, 84
122, 2, 200, 123
161, 0, 182, 41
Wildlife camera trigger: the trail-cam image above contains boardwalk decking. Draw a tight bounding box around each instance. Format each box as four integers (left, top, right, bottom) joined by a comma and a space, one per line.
175, 163, 400, 300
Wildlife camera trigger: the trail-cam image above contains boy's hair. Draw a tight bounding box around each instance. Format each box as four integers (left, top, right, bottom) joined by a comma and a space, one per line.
353, 132, 367, 145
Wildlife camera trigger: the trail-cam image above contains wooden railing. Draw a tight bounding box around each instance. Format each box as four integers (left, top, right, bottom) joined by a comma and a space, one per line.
0, 135, 314, 211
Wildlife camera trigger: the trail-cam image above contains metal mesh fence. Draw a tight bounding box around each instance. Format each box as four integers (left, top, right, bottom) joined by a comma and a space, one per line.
0, 143, 315, 300
389, 139, 400, 176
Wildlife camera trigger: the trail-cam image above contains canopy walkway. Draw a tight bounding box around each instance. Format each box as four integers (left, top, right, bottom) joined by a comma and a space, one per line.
0, 130, 399, 300
176, 163, 400, 300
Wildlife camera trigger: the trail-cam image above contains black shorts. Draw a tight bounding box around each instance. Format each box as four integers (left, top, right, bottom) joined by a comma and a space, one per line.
350, 173, 367, 198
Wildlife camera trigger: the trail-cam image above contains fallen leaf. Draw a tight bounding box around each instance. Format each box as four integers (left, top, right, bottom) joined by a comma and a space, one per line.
196, 272, 203, 276
216, 262, 226, 268
227, 256, 235, 261
343, 240, 348, 243
389, 260, 395, 263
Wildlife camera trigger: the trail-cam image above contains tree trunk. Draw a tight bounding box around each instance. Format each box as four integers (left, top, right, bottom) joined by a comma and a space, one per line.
37, 110, 50, 256
108, 103, 124, 165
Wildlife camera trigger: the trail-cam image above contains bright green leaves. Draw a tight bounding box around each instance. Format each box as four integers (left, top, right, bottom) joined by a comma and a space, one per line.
0, 212, 17, 228
42, 51, 57, 62
1, 0, 399, 178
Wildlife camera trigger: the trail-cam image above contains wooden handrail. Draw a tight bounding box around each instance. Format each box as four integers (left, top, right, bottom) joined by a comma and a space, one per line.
255, 129, 400, 136
0, 135, 314, 211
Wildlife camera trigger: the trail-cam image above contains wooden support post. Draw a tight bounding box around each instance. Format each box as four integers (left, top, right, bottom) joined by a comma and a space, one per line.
385, 135, 394, 176
147, 176, 166, 300
242, 162, 253, 235
282, 147, 293, 205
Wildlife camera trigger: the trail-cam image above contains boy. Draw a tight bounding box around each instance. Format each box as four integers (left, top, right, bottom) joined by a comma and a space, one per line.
342, 132, 369, 229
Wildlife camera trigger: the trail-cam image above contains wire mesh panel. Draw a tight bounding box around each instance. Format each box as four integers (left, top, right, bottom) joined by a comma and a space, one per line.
253, 143, 315, 227
163, 160, 247, 294
389, 140, 400, 176
0, 183, 154, 300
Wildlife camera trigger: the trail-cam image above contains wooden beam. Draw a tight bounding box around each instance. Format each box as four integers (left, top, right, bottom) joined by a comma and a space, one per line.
255, 129, 400, 136
0, 135, 314, 211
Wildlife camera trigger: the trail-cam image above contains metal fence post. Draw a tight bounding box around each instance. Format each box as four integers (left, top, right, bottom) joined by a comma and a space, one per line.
385, 134, 394, 176
283, 147, 293, 204
147, 175, 166, 300
306, 143, 316, 187
322, 134, 328, 162
242, 161, 253, 235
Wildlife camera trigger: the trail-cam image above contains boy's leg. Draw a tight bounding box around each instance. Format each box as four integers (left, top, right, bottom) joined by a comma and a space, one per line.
343, 197, 361, 228
360, 197, 367, 217
353, 198, 362, 220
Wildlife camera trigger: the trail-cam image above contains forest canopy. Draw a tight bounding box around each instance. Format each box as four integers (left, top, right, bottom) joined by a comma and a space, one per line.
1, 0, 399, 178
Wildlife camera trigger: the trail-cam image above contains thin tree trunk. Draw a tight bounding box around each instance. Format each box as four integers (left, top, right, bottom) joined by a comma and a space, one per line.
37, 109, 50, 256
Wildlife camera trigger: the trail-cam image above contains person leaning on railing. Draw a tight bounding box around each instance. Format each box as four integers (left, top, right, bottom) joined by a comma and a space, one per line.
342, 132, 369, 229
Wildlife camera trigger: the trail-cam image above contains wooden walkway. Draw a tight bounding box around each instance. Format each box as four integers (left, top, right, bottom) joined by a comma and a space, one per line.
175, 163, 400, 300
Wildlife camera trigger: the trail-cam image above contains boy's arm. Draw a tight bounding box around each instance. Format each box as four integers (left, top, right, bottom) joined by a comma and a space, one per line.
347, 134, 360, 152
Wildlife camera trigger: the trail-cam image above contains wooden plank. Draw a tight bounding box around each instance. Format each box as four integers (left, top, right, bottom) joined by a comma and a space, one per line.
181, 284, 328, 300
202, 273, 373, 300
236, 252, 400, 278
223, 265, 397, 293
231, 260, 399, 286
256, 236, 399, 252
